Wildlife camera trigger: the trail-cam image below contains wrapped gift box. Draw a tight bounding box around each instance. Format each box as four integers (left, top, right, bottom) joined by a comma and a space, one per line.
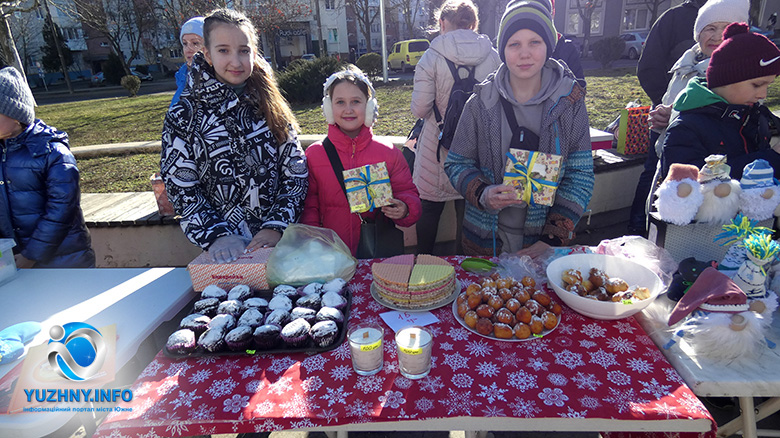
343, 162, 393, 213
502, 149, 562, 206
188, 247, 274, 291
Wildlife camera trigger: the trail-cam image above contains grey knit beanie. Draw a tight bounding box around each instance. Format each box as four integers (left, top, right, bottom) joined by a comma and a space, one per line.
497, 0, 558, 62
0, 67, 35, 126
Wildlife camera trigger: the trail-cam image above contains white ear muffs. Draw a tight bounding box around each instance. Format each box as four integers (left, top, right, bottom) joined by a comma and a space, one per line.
322, 68, 378, 128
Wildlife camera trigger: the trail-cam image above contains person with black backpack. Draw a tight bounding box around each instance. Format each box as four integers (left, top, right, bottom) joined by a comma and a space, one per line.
444, 0, 594, 258
411, 0, 500, 255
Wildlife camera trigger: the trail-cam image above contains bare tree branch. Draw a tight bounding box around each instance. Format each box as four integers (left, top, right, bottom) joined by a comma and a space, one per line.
244, 0, 312, 67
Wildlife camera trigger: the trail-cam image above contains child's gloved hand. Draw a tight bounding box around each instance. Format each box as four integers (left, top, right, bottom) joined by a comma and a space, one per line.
208, 235, 248, 263
0, 321, 42, 364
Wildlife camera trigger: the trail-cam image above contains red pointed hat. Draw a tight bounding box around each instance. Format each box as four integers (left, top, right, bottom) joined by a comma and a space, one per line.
668, 267, 748, 326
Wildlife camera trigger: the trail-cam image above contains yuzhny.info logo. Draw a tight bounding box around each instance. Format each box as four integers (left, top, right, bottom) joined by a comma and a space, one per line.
47, 322, 106, 381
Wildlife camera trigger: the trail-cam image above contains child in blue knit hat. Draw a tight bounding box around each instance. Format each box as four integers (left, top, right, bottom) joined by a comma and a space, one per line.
0, 66, 95, 268
170, 16, 205, 108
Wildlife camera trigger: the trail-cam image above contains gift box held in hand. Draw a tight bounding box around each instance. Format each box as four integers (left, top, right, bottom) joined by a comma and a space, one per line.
502, 149, 562, 206
343, 162, 393, 213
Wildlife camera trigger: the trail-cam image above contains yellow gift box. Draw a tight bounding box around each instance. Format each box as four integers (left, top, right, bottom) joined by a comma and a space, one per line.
343, 162, 394, 213
502, 149, 562, 206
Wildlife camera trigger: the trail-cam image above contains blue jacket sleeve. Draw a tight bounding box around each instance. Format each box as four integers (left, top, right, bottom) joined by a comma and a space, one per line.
22, 141, 81, 262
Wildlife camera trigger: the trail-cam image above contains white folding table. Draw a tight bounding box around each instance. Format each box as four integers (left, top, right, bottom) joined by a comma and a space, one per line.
637, 296, 780, 438
0, 267, 194, 438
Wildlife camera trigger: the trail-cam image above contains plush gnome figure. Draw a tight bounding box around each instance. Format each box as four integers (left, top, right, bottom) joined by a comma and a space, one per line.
667, 267, 766, 361
654, 163, 703, 225
739, 159, 780, 221
695, 155, 742, 224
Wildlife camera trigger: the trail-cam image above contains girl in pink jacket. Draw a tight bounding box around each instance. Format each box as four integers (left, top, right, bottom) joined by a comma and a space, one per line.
301, 67, 421, 257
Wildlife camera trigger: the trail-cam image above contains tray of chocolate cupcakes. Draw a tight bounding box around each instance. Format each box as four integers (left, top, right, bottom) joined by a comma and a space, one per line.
165, 279, 351, 358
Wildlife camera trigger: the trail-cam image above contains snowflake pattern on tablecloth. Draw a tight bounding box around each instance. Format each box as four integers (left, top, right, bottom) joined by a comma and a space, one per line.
475, 361, 501, 377
91, 257, 715, 438
554, 349, 585, 369
607, 370, 632, 386
507, 369, 538, 391
547, 373, 568, 386
478, 382, 509, 403
223, 394, 250, 414
171, 390, 202, 409
509, 397, 542, 417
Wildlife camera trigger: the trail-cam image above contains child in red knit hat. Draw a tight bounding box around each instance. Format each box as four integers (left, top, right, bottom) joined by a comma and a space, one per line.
662, 22, 780, 181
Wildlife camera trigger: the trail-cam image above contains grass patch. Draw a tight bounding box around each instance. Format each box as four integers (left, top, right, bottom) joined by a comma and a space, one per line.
47, 70, 780, 193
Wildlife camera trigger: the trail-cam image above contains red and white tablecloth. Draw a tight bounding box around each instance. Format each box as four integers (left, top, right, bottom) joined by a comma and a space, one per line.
95, 256, 715, 438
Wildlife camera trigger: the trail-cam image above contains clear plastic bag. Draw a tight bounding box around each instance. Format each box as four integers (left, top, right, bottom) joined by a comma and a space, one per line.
594, 235, 678, 288
266, 224, 357, 286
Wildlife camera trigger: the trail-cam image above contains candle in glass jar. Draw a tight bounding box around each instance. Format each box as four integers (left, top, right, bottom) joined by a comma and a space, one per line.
395, 325, 433, 379
348, 323, 384, 376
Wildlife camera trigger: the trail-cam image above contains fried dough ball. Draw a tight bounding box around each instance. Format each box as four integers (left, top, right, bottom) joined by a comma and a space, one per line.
480, 278, 496, 289
521, 276, 536, 288
566, 283, 587, 297
612, 289, 635, 302
633, 286, 651, 300
467, 293, 483, 309
514, 322, 532, 339
476, 318, 494, 335
592, 287, 610, 301
549, 302, 563, 315
525, 299, 544, 316
488, 294, 505, 310
495, 308, 515, 325
466, 283, 482, 296
515, 306, 532, 324
505, 297, 521, 313
529, 315, 544, 334
514, 288, 531, 303
561, 269, 582, 286
457, 292, 468, 306
580, 279, 595, 293
481, 286, 498, 299
489, 272, 501, 281
498, 287, 514, 301
605, 277, 629, 295
464, 310, 479, 328
457, 301, 469, 318
476, 304, 495, 318
588, 268, 607, 288
532, 291, 551, 307
496, 278, 512, 290
493, 322, 514, 339
541, 311, 558, 330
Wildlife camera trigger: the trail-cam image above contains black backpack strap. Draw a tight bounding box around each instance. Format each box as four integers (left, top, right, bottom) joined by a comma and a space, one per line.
498, 94, 540, 150
322, 137, 348, 198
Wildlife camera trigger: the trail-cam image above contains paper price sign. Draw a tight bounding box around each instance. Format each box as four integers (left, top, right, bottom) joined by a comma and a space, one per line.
399, 346, 423, 355
360, 341, 381, 352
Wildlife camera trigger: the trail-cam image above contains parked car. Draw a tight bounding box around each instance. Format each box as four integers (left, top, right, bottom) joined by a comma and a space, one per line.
301, 53, 316, 61
90, 72, 104, 85
387, 39, 429, 72
619, 31, 648, 60
130, 68, 153, 81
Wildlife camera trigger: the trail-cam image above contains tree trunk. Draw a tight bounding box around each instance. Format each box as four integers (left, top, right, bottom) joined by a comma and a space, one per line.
0, 16, 26, 78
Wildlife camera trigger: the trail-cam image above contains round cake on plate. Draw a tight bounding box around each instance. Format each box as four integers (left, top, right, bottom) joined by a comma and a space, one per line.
372, 254, 456, 309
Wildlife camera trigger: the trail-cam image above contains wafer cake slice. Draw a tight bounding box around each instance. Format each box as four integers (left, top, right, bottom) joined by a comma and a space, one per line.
416, 254, 452, 266
381, 254, 416, 265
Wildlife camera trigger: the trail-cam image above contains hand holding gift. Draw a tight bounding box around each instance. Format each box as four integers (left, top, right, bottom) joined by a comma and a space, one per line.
502, 149, 562, 207
343, 162, 393, 213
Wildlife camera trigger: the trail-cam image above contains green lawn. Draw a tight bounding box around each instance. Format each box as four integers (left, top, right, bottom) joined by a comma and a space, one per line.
38, 69, 780, 193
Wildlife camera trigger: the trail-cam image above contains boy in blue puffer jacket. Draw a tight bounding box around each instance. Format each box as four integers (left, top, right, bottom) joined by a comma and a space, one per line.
662, 22, 780, 180
0, 67, 95, 268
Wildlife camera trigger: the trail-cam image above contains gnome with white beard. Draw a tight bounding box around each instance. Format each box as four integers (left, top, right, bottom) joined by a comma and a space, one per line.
654, 163, 703, 225
739, 159, 780, 221
696, 154, 742, 224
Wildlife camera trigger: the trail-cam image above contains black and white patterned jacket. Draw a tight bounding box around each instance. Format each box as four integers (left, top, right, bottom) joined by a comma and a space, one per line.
161, 54, 308, 250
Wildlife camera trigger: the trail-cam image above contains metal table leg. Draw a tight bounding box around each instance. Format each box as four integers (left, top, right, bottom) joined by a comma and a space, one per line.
718, 397, 780, 438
